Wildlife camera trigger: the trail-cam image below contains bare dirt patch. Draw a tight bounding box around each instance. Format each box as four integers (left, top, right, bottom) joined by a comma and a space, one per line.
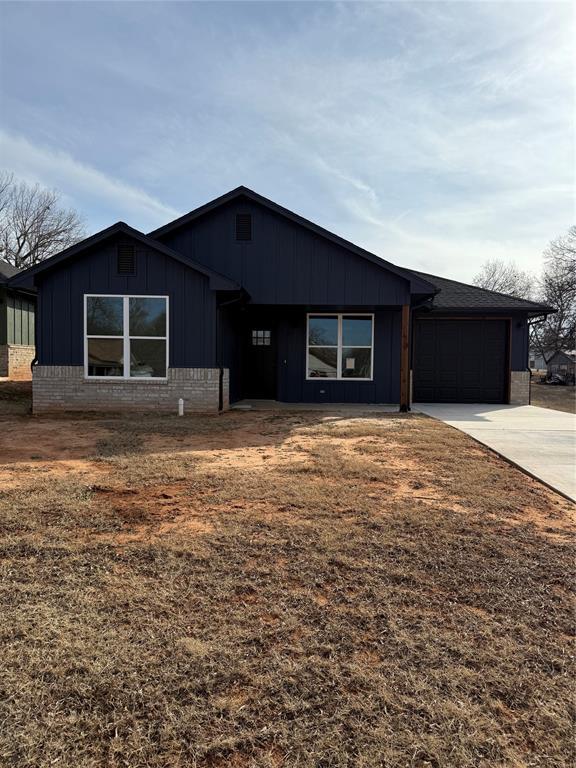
0, 413, 111, 489
0, 379, 31, 416
91, 482, 215, 544
0, 407, 574, 767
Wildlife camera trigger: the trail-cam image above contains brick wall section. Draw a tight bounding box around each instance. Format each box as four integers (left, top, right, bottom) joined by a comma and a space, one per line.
33, 366, 229, 414
509, 370, 530, 405
7, 345, 36, 380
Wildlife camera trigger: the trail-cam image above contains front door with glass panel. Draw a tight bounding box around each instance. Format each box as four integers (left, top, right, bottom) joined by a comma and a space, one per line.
243, 324, 276, 399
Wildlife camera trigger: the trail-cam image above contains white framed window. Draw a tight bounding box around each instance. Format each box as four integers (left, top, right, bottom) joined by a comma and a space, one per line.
306, 313, 374, 380
84, 295, 168, 379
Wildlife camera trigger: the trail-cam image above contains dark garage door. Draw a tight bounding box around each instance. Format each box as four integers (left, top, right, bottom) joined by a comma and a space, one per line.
413, 319, 508, 403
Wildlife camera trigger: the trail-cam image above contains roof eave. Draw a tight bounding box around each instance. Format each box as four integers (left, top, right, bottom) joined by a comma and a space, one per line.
416, 305, 556, 316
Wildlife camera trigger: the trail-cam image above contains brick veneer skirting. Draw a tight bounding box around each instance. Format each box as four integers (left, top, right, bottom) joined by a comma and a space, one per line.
32, 366, 228, 414
509, 370, 530, 405
0, 344, 36, 379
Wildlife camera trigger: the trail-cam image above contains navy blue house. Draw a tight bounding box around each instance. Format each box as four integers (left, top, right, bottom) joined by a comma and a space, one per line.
10, 187, 552, 413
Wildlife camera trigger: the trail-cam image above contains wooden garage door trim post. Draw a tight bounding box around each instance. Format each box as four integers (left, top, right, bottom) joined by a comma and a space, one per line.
400, 304, 410, 412
506, 318, 512, 404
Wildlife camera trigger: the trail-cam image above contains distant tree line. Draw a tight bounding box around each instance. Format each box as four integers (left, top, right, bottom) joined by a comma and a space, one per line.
473, 227, 576, 360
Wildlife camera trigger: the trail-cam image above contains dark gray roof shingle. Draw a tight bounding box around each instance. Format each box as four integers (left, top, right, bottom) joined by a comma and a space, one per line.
0, 259, 20, 284
410, 269, 554, 314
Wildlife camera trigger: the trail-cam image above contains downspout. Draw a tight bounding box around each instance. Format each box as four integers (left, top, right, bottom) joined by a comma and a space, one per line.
526, 313, 548, 405
216, 291, 246, 412
528, 315, 548, 365
32, 284, 39, 377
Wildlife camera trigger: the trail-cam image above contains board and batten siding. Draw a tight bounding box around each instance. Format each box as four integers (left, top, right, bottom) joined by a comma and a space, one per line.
1, 289, 35, 346
510, 317, 530, 372
157, 200, 410, 306
278, 309, 401, 403
219, 307, 400, 404
36, 238, 217, 368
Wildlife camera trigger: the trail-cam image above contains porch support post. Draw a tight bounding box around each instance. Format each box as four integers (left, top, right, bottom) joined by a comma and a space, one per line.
399, 304, 410, 412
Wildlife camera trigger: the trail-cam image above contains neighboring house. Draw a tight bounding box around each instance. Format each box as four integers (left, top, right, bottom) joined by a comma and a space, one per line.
546, 350, 575, 380
529, 349, 549, 370
0, 259, 36, 379
9, 186, 554, 413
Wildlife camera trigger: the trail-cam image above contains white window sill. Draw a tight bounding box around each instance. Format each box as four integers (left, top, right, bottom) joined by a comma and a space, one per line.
305, 377, 374, 382
84, 376, 169, 383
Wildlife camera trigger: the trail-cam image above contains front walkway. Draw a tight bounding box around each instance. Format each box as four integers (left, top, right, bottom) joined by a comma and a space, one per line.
415, 403, 576, 501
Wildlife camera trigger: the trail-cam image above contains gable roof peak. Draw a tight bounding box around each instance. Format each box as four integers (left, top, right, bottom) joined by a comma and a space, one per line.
148, 186, 437, 295
9, 221, 240, 292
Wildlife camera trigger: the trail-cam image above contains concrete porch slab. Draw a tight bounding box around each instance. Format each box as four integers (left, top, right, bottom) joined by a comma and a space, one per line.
414, 403, 576, 501
231, 399, 399, 413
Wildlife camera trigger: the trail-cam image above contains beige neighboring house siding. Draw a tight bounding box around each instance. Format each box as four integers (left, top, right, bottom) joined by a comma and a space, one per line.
0, 344, 36, 379
1, 282, 36, 379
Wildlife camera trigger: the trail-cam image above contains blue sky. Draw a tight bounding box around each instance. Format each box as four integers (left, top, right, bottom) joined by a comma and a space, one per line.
0, 1, 573, 281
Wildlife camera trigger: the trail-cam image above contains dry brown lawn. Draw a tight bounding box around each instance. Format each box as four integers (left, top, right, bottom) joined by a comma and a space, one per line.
0, 380, 32, 416
0, 392, 574, 767
530, 382, 576, 414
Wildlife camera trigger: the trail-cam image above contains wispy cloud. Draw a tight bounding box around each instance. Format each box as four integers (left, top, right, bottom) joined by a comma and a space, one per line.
0, 1, 573, 279
0, 132, 180, 232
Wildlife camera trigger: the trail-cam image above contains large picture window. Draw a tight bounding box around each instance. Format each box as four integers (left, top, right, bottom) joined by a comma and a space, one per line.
307, 314, 373, 380
85, 295, 168, 379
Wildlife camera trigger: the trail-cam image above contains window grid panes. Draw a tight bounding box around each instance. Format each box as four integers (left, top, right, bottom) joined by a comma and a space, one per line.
307, 314, 373, 380
252, 329, 271, 346
85, 295, 168, 379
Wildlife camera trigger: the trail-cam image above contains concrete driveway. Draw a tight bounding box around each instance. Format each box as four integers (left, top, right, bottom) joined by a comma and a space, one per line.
415, 403, 576, 501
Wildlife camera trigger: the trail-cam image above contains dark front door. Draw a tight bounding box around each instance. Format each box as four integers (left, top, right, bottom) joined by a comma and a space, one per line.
413, 319, 508, 403
242, 324, 277, 399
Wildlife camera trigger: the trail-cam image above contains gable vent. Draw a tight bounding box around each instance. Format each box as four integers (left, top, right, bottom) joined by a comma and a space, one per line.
117, 242, 135, 275
235, 213, 252, 241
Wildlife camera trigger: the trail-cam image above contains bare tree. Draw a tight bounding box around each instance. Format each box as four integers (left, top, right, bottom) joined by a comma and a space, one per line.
472, 258, 535, 299
530, 227, 576, 360
0, 172, 85, 269
0, 172, 13, 220
542, 225, 576, 282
